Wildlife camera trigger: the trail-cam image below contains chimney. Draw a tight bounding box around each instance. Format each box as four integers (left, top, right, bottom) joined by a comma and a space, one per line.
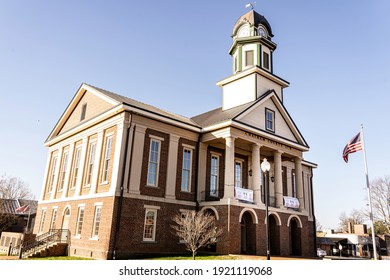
354, 224, 367, 234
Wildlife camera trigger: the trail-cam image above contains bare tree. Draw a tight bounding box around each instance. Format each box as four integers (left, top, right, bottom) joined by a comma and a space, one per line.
171, 210, 223, 260
0, 174, 34, 233
366, 176, 390, 234
338, 209, 365, 233
0, 174, 34, 200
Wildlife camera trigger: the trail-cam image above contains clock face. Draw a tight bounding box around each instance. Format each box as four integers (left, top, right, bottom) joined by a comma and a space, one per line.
258, 26, 267, 37
238, 26, 249, 38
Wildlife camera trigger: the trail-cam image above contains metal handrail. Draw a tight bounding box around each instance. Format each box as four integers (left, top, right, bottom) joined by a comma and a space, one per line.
20, 229, 69, 258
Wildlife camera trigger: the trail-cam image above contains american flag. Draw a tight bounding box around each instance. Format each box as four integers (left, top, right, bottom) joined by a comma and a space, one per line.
343, 132, 363, 163
15, 204, 30, 214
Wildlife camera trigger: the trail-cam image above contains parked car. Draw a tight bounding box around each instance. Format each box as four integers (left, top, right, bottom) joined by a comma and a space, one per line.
317, 248, 327, 257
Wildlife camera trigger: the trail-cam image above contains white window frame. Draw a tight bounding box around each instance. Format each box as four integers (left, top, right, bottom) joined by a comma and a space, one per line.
58, 152, 69, 191
75, 206, 85, 237
210, 154, 220, 196
143, 209, 157, 242
265, 108, 275, 132
235, 159, 243, 189
85, 142, 97, 186
181, 148, 193, 192
38, 209, 47, 233
147, 138, 161, 187
70, 146, 82, 189
91, 205, 102, 239
102, 135, 113, 183
49, 208, 58, 230
48, 156, 58, 193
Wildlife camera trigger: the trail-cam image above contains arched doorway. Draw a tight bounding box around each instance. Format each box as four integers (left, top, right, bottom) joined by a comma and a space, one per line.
61, 208, 71, 242
269, 214, 280, 255
202, 208, 218, 253
290, 218, 302, 256
240, 211, 256, 255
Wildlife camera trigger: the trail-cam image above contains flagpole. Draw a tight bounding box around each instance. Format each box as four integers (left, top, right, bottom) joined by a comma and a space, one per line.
360, 124, 378, 260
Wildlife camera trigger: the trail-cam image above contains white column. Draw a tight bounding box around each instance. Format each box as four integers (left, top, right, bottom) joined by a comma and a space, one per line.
40, 152, 52, 201
109, 120, 127, 196
166, 134, 180, 199
251, 143, 261, 204
274, 150, 283, 208
197, 142, 208, 201
128, 124, 147, 195
295, 156, 304, 210
223, 136, 235, 199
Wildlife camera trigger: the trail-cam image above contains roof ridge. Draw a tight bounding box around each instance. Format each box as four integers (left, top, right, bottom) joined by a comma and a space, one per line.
85, 83, 199, 126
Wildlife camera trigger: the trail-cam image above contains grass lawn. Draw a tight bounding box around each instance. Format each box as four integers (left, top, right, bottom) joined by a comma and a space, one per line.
27, 256, 93, 260
143, 254, 244, 260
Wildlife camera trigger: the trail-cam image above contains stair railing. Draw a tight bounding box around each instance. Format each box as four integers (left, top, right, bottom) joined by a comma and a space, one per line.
19, 229, 70, 258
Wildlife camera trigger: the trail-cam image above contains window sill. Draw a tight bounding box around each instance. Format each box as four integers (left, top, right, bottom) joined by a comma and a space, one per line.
141, 240, 157, 244
73, 236, 81, 240
89, 237, 99, 241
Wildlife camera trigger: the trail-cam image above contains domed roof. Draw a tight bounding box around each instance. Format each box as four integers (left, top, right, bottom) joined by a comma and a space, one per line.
232, 10, 274, 37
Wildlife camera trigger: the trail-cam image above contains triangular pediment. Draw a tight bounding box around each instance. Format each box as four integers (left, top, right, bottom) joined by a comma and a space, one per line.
234, 90, 308, 148
46, 84, 120, 143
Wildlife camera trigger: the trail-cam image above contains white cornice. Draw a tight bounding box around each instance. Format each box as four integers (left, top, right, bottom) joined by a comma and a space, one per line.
216, 66, 289, 89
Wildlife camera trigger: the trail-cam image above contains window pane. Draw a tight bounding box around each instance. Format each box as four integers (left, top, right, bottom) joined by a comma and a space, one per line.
143, 210, 156, 240
210, 156, 219, 195
245, 50, 254, 66
235, 161, 242, 188
263, 52, 270, 69
93, 207, 102, 237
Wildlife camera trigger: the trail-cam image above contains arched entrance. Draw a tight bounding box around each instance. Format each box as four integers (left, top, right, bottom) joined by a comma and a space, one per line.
202, 208, 218, 253
240, 211, 256, 255
290, 218, 302, 256
269, 214, 280, 255
61, 208, 71, 241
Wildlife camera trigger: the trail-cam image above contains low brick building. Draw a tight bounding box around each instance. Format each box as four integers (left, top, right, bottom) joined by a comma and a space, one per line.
34, 9, 317, 259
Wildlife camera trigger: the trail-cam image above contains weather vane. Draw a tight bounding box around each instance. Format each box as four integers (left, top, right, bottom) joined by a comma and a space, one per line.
245, 1, 257, 10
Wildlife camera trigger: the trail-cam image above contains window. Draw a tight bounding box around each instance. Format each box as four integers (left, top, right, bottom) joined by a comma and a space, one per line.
210, 155, 219, 196
265, 108, 275, 132
58, 152, 69, 191
234, 55, 238, 73
47, 156, 58, 193
102, 136, 113, 183
80, 103, 87, 121
147, 139, 160, 187
50, 208, 58, 230
86, 142, 96, 185
38, 209, 47, 233
292, 169, 297, 198
92, 206, 102, 238
245, 50, 254, 67
235, 160, 243, 188
70, 147, 82, 189
263, 52, 270, 70
181, 148, 192, 192
76, 207, 85, 236
143, 209, 157, 241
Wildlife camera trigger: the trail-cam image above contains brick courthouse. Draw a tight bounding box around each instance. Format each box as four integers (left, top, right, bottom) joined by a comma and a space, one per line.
34, 9, 317, 259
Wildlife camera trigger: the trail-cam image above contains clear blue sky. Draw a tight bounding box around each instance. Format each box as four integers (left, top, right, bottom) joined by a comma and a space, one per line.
1, 0, 389, 230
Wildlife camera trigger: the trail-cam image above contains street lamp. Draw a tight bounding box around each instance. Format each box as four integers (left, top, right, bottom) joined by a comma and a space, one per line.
261, 158, 271, 260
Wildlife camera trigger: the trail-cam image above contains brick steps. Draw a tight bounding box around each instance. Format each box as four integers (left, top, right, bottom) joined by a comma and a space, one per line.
24, 243, 68, 258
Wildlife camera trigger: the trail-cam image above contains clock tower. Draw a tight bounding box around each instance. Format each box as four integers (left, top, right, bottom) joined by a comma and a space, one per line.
217, 10, 290, 110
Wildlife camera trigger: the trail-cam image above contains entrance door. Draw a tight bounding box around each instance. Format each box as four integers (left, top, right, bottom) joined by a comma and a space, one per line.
290, 219, 302, 256
61, 208, 71, 242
